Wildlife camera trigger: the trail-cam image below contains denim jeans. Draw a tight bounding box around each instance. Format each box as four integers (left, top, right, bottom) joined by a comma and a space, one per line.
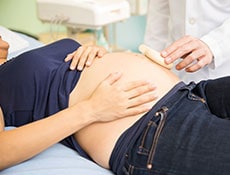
121, 78, 230, 175
194, 76, 230, 119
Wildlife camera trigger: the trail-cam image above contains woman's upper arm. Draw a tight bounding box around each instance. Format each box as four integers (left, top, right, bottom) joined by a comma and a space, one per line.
0, 107, 5, 131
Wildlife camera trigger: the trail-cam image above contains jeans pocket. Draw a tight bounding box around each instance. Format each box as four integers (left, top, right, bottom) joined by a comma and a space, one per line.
137, 120, 157, 156
123, 106, 169, 175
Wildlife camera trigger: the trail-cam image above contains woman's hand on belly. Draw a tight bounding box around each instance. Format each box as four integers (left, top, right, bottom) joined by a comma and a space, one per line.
64, 44, 107, 70
72, 71, 157, 123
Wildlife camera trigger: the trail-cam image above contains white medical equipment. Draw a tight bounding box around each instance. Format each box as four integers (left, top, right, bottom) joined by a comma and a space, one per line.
139, 44, 173, 69
36, 0, 130, 29
36, 0, 130, 50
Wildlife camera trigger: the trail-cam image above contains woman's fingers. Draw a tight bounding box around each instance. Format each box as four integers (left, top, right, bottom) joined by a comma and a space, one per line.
90, 72, 158, 122
64, 45, 107, 71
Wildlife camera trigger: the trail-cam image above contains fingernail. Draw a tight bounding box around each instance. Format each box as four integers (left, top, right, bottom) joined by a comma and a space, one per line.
165, 57, 171, 63
65, 55, 71, 61
86, 61, 91, 66
77, 66, 83, 70
161, 51, 167, 57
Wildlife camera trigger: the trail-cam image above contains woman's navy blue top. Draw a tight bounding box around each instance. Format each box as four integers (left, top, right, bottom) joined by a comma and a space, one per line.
0, 39, 90, 158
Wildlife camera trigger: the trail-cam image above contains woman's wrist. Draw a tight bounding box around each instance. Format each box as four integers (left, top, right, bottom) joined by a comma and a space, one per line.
69, 101, 97, 129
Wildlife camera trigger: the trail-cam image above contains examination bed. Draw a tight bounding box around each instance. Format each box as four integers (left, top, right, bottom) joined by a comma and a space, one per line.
0, 26, 114, 175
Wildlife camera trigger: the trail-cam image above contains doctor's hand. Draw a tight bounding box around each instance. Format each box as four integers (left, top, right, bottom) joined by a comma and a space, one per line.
161, 35, 214, 72
86, 72, 157, 122
64, 44, 107, 71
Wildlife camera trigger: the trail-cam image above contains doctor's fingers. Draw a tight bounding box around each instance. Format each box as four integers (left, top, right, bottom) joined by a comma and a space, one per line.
176, 46, 213, 71
162, 36, 200, 64
184, 57, 207, 72
185, 54, 213, 72
161, 35, 194, 56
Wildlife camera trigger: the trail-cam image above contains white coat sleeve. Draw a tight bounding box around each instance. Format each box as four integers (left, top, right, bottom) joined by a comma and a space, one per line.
201, 18, 230, 69
144, 0, 170, 51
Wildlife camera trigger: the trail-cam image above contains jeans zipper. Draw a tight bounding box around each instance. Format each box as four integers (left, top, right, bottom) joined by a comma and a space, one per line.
146, 106, 168, 169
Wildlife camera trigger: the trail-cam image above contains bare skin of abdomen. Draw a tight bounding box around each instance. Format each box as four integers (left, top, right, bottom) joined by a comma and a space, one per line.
69, 52, 180, 169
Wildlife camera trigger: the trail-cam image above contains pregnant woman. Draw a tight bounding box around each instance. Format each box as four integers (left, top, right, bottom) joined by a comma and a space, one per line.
1, 38, 230, 175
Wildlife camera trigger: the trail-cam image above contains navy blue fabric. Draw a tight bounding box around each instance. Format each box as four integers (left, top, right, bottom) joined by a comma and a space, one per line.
109, 82, 186, 174
0, 39, 90, 158
194, 77, 230, 119
111, 80, 230, 175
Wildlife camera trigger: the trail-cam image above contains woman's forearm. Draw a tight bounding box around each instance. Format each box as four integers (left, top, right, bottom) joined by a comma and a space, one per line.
0, 103, 94, 170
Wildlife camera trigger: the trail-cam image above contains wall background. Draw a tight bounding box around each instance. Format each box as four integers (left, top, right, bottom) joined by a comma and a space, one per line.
0, 0, 147, 51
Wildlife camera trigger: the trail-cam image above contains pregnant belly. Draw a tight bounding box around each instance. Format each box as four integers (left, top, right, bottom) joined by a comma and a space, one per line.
70, 52, 180, 168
